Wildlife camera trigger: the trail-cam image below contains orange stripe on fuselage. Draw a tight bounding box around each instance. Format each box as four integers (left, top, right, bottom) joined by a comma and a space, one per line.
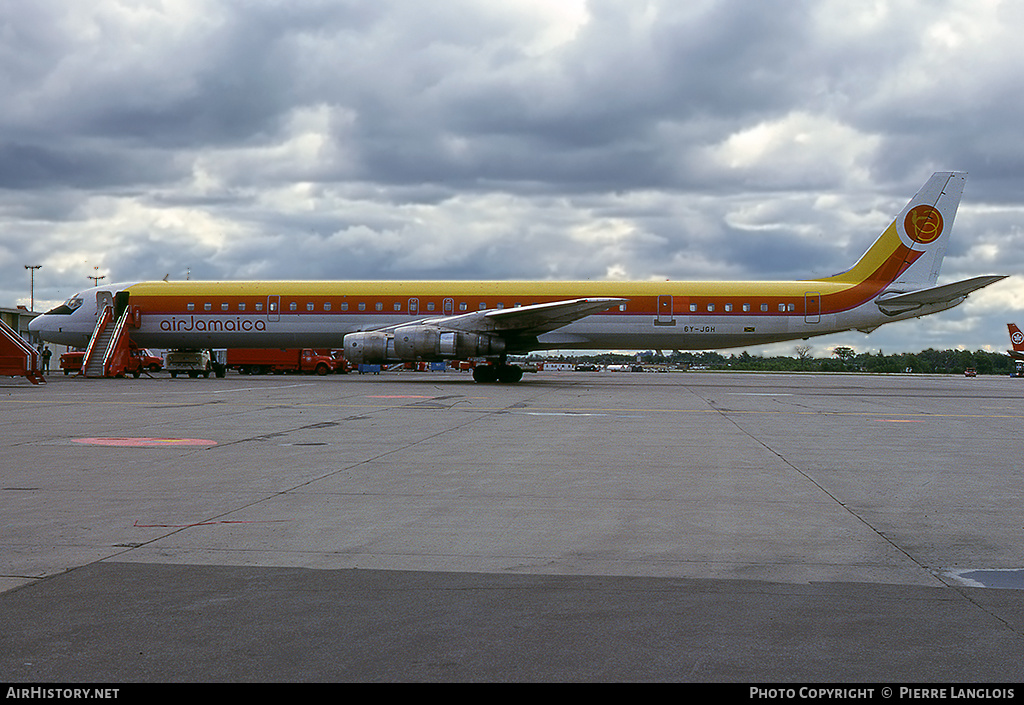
123, 237, 915, 322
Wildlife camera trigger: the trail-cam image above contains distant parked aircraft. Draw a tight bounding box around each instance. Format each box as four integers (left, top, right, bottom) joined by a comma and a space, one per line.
1007, 323, 1024, 360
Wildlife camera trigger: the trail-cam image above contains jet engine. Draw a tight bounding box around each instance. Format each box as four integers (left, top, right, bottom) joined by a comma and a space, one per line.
343, 331, 392, 365
343, 325, 505, 364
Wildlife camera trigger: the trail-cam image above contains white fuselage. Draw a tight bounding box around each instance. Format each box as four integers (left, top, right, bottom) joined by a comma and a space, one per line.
29, 279, 957, 353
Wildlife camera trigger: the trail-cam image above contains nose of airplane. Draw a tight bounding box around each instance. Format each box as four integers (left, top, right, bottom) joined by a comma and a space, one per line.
28, 312, 56, 340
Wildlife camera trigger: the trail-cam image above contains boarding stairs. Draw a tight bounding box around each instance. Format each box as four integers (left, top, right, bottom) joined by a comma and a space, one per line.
81, 304, 133, 377
0, 318, 45, 384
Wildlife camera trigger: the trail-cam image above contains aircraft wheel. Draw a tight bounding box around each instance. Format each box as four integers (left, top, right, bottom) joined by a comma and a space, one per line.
497, 365, 523, 383
473, 365, 497, 383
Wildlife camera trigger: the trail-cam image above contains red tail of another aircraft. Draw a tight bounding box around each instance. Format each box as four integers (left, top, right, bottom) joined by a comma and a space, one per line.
1008, 324, 1024, 359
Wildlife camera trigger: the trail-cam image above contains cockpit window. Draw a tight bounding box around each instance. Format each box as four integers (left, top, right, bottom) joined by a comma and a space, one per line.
44, 296, 84, 316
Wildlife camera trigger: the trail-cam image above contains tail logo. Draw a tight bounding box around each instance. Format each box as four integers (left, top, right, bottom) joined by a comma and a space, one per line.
1012, 330, 1024, 346
904, 205, 943, 245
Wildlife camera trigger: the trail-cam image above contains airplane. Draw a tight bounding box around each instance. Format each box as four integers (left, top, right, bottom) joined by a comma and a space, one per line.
29, 171, 1007, 382
1007, 323, 1024, 360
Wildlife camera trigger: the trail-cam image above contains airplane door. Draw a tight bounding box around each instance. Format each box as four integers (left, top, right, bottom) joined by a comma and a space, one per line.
96, 290, 113, 313
804, 292, 820, 324
114, 291, 130, 319
655, 294, 676, 326
443, 298, 454, 316
408, 298, 419, 316
268, 295, 281, 322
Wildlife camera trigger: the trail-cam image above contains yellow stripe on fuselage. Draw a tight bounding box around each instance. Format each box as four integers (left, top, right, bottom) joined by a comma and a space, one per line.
126, 279, 855, 300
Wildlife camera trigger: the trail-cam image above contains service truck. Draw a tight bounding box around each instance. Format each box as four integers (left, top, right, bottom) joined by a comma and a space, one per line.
166, 349, 227, 378
227, 348, 341, 375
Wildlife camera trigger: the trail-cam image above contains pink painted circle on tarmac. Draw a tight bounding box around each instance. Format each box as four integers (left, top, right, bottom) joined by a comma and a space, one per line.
72, 437, 217, 447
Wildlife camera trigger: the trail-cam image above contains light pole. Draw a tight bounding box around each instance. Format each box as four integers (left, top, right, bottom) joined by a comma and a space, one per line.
24, 265, 41, 312
88, 266, 105, 287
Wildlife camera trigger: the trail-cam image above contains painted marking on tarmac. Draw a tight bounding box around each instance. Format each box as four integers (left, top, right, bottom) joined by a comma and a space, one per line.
366, 395, 434, 399
947, 569, 1024, 590
877, 419, 927, 423
512, 411, 644, 418
73, 437, 217, 447
133, 519, 289, 528
727, 393, 795, 396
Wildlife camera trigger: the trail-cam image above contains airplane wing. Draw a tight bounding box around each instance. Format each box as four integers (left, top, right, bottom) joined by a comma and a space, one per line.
875, 275, 1007, 315
419, 297, 628, 336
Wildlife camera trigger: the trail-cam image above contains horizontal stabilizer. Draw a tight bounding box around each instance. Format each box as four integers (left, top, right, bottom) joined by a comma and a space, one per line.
875, 275, 1007, 315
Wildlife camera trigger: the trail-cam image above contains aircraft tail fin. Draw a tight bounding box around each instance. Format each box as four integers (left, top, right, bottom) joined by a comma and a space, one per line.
821, 172, 966, 291
1009, 324, 1024, 353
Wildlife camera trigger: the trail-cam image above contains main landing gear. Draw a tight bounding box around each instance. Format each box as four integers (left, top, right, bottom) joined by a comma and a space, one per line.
472, 362, 524, 383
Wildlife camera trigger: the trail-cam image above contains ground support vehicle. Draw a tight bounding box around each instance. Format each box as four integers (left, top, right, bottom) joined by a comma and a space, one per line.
0, 318, 44, 384
227, 348, 339, 375
60, 350, 85, 375
60, 347, 163, 377
166, 349, 226, 378
129, 348, 163, 376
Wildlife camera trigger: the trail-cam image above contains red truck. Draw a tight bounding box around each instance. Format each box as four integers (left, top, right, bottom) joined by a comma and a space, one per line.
60, 348, 163, 377
227, 349, 342, 375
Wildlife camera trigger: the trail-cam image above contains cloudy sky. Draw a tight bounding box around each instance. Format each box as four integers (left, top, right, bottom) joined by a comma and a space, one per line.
3, 0, 1024, 357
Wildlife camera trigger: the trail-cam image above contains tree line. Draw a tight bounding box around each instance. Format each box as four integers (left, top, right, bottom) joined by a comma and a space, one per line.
548, 347, 1020, 375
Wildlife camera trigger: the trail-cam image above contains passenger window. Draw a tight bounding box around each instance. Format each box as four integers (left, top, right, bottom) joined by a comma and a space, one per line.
394, 303, 402, 312
256, 302, 264, 312
306, 302, 314, 311
187, 303, 195, 311
778, 304, 786, 312
375, 302, 383, 311
341, 303, 348, 311
239, 302, 246, 311
324, 302, 332, 311
221, 303, 229, 311
690, 304, 697, 312
460, 302, 468, 311
742, 303, 750, 312
760, 304, 768, 312
427, 302, 436, 311
725, 303, 733, 312
707, 304, 715, 312
358, 303, 366, 311
204, 303, 212, 311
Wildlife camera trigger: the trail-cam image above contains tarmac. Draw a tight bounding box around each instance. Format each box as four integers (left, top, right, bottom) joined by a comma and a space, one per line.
2, 369, 1024, 682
